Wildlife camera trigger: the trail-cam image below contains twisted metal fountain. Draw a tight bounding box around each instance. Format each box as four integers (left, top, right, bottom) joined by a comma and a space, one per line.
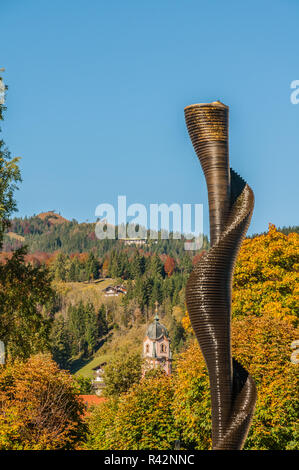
184, 101, 257, 450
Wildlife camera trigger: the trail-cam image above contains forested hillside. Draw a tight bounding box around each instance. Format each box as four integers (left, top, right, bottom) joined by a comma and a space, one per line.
2, 211, 210, 257
4, 211, 297, 255
1, 211, 210, 375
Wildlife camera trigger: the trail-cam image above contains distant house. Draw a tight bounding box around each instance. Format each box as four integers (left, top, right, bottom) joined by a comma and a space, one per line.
92, 362, 107, 395
116, 285, 127, 294
102, 285, 127, 297
121, 238, 147, 246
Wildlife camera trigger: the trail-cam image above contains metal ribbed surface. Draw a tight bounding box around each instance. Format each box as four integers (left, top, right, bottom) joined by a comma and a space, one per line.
184, 101, 257, 450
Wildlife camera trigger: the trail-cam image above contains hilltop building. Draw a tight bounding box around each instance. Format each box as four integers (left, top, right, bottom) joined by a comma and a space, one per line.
142, 302, 172, 376
122, 238, 147, 246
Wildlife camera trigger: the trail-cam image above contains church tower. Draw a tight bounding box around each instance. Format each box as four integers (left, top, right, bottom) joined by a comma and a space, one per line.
142, 302, 172, 376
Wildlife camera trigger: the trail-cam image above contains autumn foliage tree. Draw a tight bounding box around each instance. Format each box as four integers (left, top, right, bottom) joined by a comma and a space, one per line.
164, 256, 175, 277
85, 370, 178, 450
182, 225, 298, 331
173, 342, 211, 449
103, 351, 142, 397
232, 316, 298, 449
102, 257, 109, 278
233, 224, 299, 323
175, 315, 298, 450
84, 398, 119, 450
0, 354, 87, 449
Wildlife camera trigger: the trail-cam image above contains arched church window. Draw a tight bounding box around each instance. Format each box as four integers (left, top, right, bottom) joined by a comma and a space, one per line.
160, 344, 166, 353
145, 344, 149, 354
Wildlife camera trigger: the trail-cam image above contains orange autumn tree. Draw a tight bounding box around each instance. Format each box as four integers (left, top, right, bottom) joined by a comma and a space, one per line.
164, 256, 176, 277
174, 315, 298, 450
0, 354, 86, 450
102, 257, 109, 278
232, 224, 299, 323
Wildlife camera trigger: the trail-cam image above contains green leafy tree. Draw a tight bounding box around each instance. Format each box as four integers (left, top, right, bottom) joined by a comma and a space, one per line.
0, 85, 21, 248
85, 370, 178, 450
103, 351, 142, 397
84, 398, 119, 450
73, 375, 93, 394
0, 86, 54, 362
0, 247, 54, 361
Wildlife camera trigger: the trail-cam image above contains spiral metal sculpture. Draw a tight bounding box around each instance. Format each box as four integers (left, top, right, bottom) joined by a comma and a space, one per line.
184, 101, 257, 450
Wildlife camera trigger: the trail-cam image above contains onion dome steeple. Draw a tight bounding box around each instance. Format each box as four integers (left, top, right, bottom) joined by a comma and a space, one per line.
146, 301, 169, 341
143, 301, 172, 376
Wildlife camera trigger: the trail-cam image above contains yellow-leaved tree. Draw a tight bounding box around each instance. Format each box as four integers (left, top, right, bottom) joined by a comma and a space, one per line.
0, 354, 87, 450
174, 315, 298, 450
232, 224, 298, 323
177, 225, 298, 449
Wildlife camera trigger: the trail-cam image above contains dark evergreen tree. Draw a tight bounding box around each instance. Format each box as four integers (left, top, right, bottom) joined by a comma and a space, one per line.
50, 316, 72, 369
53, 252, 68, 281
84, 303, 98, 355
86, 252, 99, 281
67, 302, 86, 355
98, 304, 108, 337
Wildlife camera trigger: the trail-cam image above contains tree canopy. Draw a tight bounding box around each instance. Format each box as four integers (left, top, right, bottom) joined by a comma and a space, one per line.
103, 351, 142, 397
0, 91, 21, 248
232, 223, 299, 323
0, 354, 86, 450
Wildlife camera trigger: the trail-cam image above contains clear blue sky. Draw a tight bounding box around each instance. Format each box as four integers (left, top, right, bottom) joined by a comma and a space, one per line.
1, 0, 299, 236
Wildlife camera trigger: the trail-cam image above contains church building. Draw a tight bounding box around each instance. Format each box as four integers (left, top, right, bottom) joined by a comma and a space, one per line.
142, 303, 172, 376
